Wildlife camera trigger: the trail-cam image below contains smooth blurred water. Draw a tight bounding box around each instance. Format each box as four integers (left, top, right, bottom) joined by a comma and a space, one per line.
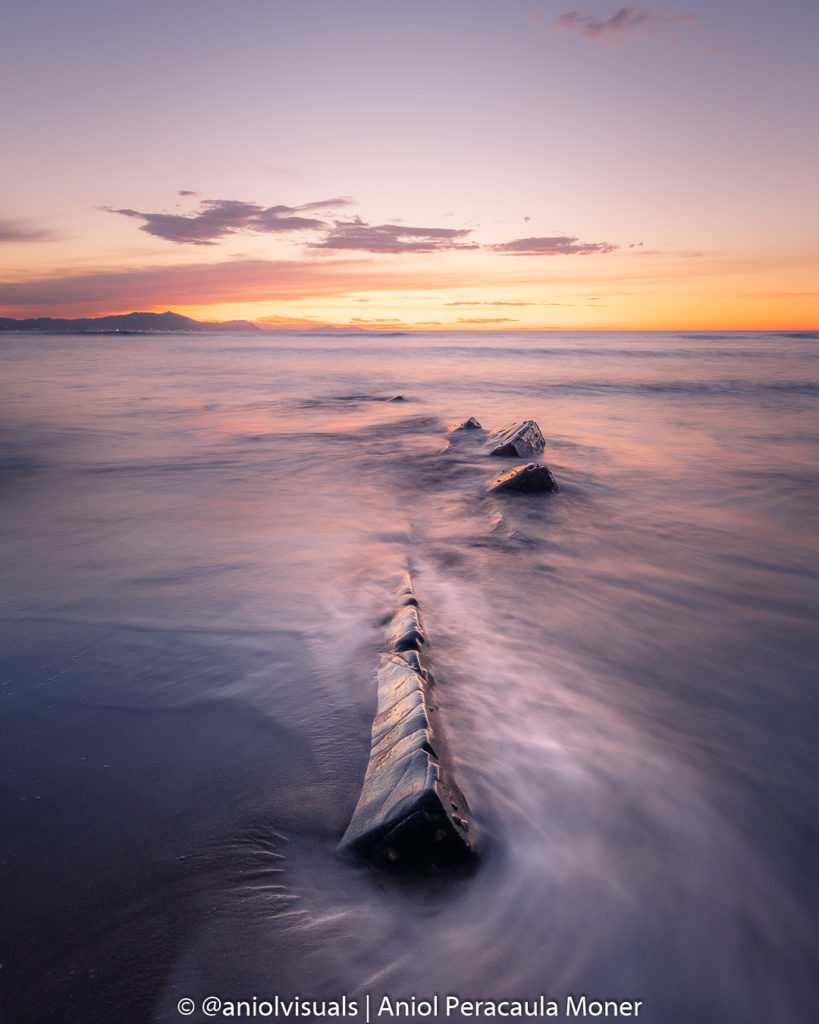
1, 330, 817, 1023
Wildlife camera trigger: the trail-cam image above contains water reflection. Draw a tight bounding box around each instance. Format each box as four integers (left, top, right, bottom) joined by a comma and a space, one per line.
0, 331, 817, 1024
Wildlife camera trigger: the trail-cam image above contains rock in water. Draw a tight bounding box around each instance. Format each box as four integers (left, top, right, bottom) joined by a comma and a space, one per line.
448, 416, 483, 432
488, 420, 545, 458
488, 462, 559, 494
339, 577, 476, 869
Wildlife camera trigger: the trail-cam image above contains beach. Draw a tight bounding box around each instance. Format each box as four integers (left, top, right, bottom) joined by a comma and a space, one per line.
1, 329, 817, 1023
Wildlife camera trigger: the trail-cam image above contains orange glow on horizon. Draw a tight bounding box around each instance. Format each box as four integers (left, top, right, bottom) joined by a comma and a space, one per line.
2, 247, 816, 331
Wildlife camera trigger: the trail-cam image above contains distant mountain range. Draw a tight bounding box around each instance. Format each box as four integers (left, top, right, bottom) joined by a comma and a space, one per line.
0, 311, 261, 334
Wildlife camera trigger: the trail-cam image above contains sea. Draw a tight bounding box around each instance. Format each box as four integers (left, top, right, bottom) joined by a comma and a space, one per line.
1, 329, 817, 1024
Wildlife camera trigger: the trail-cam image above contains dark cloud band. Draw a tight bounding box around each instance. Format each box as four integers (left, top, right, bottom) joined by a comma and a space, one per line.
551, 7, 694, 42
493, 236, 617, 256
312, 217, 478, 254
104, 193, 618, 260
106, 196, 352, 245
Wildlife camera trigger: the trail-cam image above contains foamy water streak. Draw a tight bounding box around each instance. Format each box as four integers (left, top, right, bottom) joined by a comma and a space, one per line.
1, 330, 817, 1024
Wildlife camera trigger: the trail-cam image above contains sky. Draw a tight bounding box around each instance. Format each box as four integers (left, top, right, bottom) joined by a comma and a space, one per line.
1, 0, 817, 330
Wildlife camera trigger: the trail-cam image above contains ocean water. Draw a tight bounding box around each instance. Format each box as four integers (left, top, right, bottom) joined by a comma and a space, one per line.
1, 330, 817, 1024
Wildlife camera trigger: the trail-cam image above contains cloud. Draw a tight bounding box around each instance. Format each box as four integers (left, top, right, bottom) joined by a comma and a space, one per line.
0, 219, 55, 243
105, 194, 617, 265
456, 317, 518, 324
297, 198, 353, 213
551, 7, 694, 42
350, 317, 402, 324
255, 313, 322, 329
107, 196, 351, 245
313, 217, 478, 254
493, 236, 617, 256
444, 301, 537, 306
10, 236, 734, 318
0, 257, 481, 317
0, 259, 358, 311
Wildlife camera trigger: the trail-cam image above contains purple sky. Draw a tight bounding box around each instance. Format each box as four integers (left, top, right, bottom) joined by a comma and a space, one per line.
2, 1, 817, 328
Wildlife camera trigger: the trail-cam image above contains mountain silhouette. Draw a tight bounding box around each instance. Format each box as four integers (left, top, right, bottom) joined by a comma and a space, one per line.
0, 311, 261, 333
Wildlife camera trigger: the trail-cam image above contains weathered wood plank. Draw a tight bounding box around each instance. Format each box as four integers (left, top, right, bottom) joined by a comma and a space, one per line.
339, 579, 476, 869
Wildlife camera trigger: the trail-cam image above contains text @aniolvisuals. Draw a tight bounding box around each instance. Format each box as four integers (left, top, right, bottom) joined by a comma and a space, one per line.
175, 993, 645, 1019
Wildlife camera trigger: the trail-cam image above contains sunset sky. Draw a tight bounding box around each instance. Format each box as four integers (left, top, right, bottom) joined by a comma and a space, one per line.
2, 0, 817, 330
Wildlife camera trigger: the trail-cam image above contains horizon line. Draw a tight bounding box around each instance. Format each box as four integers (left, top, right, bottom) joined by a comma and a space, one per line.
1, 310, 817, 334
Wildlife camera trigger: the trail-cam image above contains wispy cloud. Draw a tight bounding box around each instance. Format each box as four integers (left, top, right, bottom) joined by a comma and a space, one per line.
0, 219, 56, 243
493, 236, 617, 255
106, 196, 351, 245
312, 217, 478, 254
350, 317, 403, 324
1, 243, 787, 322
0, 257, 482, 317
255, 313, 322, 329
551, 7, 694, 42
456, 317, 518, 324
444, 301, 538, 306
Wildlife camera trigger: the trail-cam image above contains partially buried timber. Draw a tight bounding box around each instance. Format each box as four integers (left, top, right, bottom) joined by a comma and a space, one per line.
339, 574, 477, 869
386, 604, 425, 652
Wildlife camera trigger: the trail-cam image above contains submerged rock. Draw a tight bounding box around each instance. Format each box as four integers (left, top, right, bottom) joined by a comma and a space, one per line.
488, 462, 559, 494
340, 577, 476, 869
448, 416, 483, 432
488, 420, 545, 458
488, 508, 505, 532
